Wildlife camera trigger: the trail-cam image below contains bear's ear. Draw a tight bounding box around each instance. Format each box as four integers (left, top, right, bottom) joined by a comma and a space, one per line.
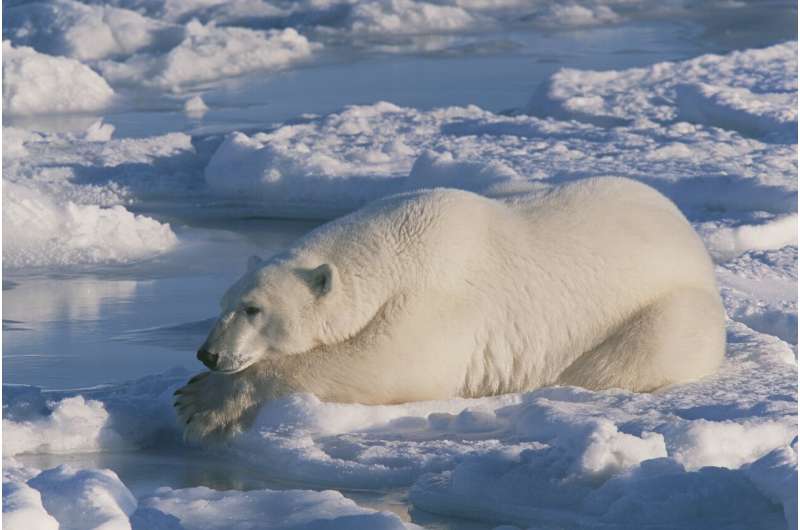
307, 263, 335, 297
247, 255, 264, 272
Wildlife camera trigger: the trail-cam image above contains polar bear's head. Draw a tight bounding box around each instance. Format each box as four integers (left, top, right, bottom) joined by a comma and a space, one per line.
197, 254, 343, 373
195, 189, 478, 373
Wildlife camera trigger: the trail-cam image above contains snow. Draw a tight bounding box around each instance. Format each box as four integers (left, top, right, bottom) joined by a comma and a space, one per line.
3, 279, 796, 526
529, 41, 798, 141
98, 22, 319, 91
698, 214, 798, 261
4, 0, 179, 61
134, 487, 416, 529
745, 442, 799, 530
348, 0, 481, 35
2, 41, 115, 116
203, 96, 795, 225
2, 481, 59, 530
527, 3, 621, 28
3, 1, 794, 96
183, 95, 209, 117
666, 419, 797, 470
3, 304, 796, 526
3, 180, 178, 268
2, 125, 194, 269
3, 394, 129, 457
2, 446, 418, 529
83, 119, 117, 142
2, 4, 797, 529
28, 466, 137, 530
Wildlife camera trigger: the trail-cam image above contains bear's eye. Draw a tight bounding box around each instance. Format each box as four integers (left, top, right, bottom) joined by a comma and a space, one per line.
243, 306, 261, 316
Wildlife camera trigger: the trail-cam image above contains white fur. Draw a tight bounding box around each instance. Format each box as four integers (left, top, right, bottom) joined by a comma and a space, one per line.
175, 177, 725, 440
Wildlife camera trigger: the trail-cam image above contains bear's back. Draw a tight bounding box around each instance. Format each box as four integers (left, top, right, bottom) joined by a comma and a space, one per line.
506, 177, 717, 303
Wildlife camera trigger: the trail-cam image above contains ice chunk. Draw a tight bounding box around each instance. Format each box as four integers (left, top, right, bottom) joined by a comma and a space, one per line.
83, 120, 116, 142
28, 466, 137, 530
530, 41, 798, 140
699, 214, 799, 260
183, 95, 209, 117
3, 41, 115, 116
666, 419, 797, 470
3, 395, 129, 456
135, 486, 415, 529
527, 4, 619, 28
204, 101, 795, 219
2, 481, 59, 530
717, 246, 798, 343
99, 22, 319, 91
745, 443, 799, 530
349, 0, 480, 34
4, 0, 180, 61
3, 181, 178, 269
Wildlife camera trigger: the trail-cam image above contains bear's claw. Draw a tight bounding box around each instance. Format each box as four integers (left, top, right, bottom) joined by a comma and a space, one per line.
173, 370, 257, 442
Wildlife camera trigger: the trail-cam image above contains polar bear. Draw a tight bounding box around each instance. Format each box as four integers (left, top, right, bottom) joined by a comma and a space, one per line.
175, 177, 725, 440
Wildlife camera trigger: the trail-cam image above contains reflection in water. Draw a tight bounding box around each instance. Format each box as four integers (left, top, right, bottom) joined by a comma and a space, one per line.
2, 275, 221, 388
2, 221, 319, 388
15, 449, 486, 529
4, 278, 138, 323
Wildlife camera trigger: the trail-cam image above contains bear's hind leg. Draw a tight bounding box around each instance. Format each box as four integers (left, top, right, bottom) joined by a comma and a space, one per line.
557, 288, 726, 392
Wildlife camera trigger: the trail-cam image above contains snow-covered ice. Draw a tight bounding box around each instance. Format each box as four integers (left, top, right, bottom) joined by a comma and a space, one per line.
2, 480, 59, 530
3, 41, 116, 116
2, 126, 192, 268
134, 486, 416, 529
3, 306, 796, 527
3, 2, 797, 529
183, 95, 209, 117
27, 466, 138, 530
98, 22, 320, 91
3, 180, 178, 268
529, 41, 798, 141
4, 0, 179, 61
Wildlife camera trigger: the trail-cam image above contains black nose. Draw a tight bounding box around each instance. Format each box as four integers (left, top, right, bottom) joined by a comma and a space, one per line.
197, 349, 219, 369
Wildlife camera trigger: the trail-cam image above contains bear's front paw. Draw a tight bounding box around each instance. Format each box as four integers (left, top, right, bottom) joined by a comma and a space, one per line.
173, 371, 257, 442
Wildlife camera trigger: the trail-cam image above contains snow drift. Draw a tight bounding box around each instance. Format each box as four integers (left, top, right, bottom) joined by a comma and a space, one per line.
2, 125, 190, 269
2, 41, 115, 116
2, 18, 796, 530
529, 41, 798, 141
98, 22, 319, 91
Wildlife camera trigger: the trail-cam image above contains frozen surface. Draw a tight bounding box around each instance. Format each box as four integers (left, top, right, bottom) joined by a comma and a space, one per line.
27, 465, 137, 530
134, 486, 416, 529
4, 0, 178, 61
3, 2, 797, 529
3, 180, 178, 268
3, 41, 115, 116
98, 23, 319, 92
3, 303, 797, 528
2, 480, 59, 530
529, 41, 798, 141
202, 96, 796, 220
2, 126, 187, 268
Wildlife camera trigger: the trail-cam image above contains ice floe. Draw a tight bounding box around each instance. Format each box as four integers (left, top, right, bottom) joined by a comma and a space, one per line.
2, 126, 191, 268
529, 41, 798, 141
3, 307, 796, 527
3, 0, 180, 61
2, 13, 796, 528
203, 98, 796, 226
2, 41, 116, 116
98, 22, 319, 91
134, 486, 416, 529
3, 180, 178, 269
